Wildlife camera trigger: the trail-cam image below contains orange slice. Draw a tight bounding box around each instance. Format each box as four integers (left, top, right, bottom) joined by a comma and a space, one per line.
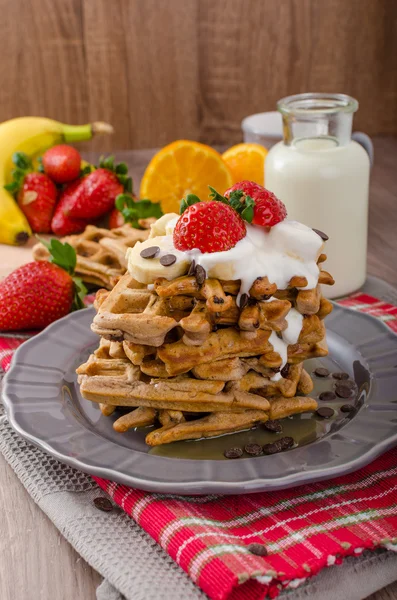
140, 140, 233, 214
222, 143, 268, 186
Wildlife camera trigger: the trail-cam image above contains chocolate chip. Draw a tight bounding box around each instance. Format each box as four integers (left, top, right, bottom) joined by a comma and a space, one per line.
213, 296, 224, 304
264, 420, 283, 433
160, 254, 177, 267
240, 293, 249, 309
195, 264, 206, 285
314, 367, 330, 378
319, 391, 337, 401
339, 379, 356, 390
93, 497, 113, 512
188, 260, 196, 276
247, 543, 268, 556
340, 404, 356, 413
335, 384, 353, 398
263, 436, 294, 455
140, 246, 160, 259
312, 228, 329, 241
244, 443, 263, 456
316, 407, 335, 419
332, 371, 349, 380
224, 447, 243, 459
280, 363, 290, 378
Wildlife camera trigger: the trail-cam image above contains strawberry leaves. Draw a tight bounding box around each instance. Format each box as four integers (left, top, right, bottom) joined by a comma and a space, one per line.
208, 185, 255, 223
4, 152, 33, 195
99, 155, 133, 192
180, 194, 201, 214
115, 194, 163, 228
37, 237, 87, 311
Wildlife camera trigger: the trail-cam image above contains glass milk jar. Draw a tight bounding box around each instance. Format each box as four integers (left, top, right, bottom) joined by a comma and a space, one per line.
265, 93, 370, 298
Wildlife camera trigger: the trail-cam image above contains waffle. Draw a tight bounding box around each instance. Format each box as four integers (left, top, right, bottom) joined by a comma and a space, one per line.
33, 222, 153, 289
77, 244, 334, 446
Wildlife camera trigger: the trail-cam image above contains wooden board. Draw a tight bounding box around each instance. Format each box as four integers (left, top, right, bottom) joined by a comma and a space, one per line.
0, 0, 396, 149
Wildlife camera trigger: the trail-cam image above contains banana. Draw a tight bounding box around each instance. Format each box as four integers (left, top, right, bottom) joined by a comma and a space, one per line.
126, 236, 190, 284
0, 117, 113, 245
149, 213, 179, 238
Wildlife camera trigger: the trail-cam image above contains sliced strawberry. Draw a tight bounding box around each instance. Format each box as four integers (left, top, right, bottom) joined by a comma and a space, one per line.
173, 198, 246, 253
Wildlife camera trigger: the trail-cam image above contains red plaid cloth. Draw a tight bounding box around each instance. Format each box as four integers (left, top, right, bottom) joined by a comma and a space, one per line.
1, 292, 397, 600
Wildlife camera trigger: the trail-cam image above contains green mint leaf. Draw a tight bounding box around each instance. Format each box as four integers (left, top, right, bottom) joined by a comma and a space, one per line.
208, 186, 228, 203
115, 194, 162, 228
180, 194, 201, 214
12, 152, 32, 170
72, 277, 88, 311
42, 238, 77, 274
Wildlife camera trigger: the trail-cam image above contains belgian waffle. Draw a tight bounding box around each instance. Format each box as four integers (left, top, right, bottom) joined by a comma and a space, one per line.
33, 222, 153, 289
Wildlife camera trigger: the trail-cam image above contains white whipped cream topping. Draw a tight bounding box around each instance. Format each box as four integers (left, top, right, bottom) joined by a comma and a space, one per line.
269, 308, 303, 380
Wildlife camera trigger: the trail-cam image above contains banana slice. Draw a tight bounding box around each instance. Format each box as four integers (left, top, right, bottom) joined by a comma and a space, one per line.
149, 213, 179, 238
126, 235, 190, 284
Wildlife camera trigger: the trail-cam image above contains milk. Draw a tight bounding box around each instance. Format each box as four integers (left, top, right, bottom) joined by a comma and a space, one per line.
265, 137, 370, 298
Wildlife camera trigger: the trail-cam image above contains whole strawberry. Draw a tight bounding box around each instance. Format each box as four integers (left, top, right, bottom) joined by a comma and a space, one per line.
51, 181, 89, 235
0, 239, 87, 331
224, 180, 287, 227
42, 144, 82, 184
173, 196, 246, 253
63, 157, 130, 220
0, 262, 73, 330
5, 153, 58, 233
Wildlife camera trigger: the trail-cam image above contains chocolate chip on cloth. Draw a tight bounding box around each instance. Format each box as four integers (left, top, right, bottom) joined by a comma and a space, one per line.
160, 254, 177, 267
195, 264, 206, 285
314, 367, 330, 377
140, 246, 160, 259
244, 443, 263, 456
316, 406, 335, 419
93, 497, 113, 512
247, 543, 268, 556
263, 436, 294, 455
224, 447, 243, 459
319, 391, 337, 401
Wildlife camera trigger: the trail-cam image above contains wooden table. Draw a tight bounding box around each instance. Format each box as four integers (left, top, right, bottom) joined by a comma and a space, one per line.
1, 138, 397, 600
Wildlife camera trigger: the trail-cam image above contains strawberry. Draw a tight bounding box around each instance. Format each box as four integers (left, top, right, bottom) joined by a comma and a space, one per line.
5, 153, 58, 233
51, 183, 88, 236
42, 144, 82, 183
109, 207, 125, 229
63, 156, 131, 220
173, 196, 246, 253
0, 239, 87, 331
224, 180, 287, 227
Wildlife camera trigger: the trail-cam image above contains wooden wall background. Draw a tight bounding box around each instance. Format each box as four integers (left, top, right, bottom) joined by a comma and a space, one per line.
0, 0, 396, 151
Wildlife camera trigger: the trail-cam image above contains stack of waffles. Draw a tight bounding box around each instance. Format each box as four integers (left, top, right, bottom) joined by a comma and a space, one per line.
77, 254, 334, 446
33, 221, 154, 289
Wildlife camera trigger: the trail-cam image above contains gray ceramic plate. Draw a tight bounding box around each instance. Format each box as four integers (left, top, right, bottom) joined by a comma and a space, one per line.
3, 304, 397, 494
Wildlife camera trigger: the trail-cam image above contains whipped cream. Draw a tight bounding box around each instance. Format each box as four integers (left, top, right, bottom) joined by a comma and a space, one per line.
269, 308, 303, 381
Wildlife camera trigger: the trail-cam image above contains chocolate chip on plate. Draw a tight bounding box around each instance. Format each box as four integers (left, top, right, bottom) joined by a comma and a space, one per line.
93, 497, 113, 512
316, 406, 335, 419
195, 264, 206, 285
340, 404, 356, 413
239, 293, 249, 309
140, 246, 160, 259
244, 443, 263, 456
263, 436, 294, 455
224, 447, 243, 459
264, 420, 283, 433
335, 384, 354, 398
332, 371, 349, 380
318, 391, 337, 402
188, 260, 196, 276
339, 379, 356, 390
314, 367, 330, 378
248, 543, 268, 556
312, 228, 329, 241
160, 254, 177, 267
